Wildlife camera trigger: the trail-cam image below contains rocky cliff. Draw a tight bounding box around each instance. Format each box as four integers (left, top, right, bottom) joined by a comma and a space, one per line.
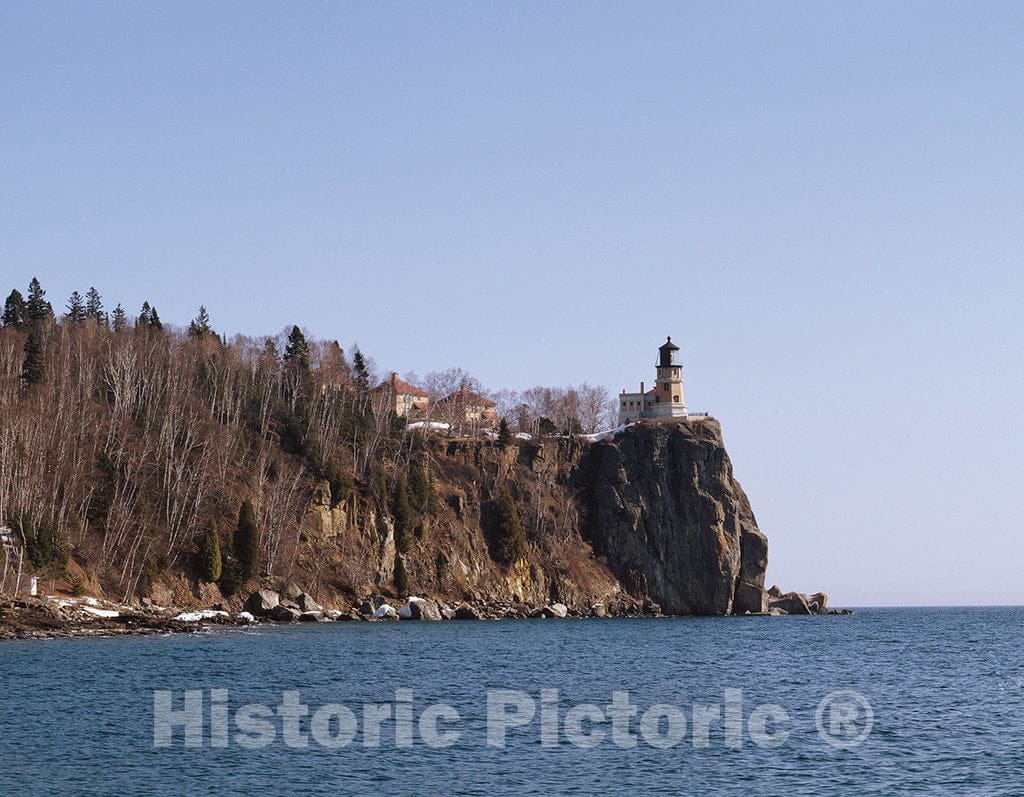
296, 419, 769, 617
573, 420, 768, 615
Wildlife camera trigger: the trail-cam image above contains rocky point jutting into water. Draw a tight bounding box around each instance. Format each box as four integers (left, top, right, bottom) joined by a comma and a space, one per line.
282, 419, 779, 618
0, 298, 835, 635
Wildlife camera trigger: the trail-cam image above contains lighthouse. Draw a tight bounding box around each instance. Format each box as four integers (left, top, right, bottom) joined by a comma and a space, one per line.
650, 336, 687, 417
618, 336, 689, 423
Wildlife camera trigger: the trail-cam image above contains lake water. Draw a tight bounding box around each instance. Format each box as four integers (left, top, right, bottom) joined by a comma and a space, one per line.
1, 607, 1022, 795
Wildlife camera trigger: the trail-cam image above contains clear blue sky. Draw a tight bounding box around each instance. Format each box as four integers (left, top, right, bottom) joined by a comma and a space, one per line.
3, 2, 1022, 606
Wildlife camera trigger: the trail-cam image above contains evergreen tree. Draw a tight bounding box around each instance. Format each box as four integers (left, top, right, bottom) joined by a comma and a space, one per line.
25, 277, 52, 322
235, 499, 260, 580
16, 512, 67, 569
283, 325, 310, 369
111, 303, 127, 332
323, 461, 354, 510
197, 520, 222, 582
137, 301, 152, 327
21, 326, 44, 384
218, 555, 244, 595
2, 289, 25, 327
392, 476, 414, 553
393, 553, 409, 596
491, 488, 527, 566
65, 291, 86, 322
149, 306, 163, 331
187, 305, 212, 338
497, 418, 512, 447
85, 287, 103, 322
353, 348, 369, 392
408, 461, 431, 511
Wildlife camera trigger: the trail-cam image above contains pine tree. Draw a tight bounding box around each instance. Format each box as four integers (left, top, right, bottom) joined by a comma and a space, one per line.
66, 291, 86, 322
323, 461, 354, 510
408, 461, 432, 510
2, 289, 25, 327
85, 287, 103, 322
392, 476, 414, 553
491, 488, 527, 566
25, 277, 52, 322
283, 325, 310, 369
353, 348, 369, 392
21, 326, 44, 384
111, 303, 127, 332
197, 520, 222, 582
149, 306, 163, 331
393, 553, 409, 596
235, 499, 260, 580
498, 418, 512, 447
137, 301, 152, 327
187, 305, 212, 338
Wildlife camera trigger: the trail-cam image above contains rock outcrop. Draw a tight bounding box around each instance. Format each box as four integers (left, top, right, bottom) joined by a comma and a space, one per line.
250, 420, 780, 618
573, 421, 768, 615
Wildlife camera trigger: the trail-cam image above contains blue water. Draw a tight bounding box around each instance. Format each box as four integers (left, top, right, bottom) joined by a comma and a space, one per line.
1, 608, 1022, 795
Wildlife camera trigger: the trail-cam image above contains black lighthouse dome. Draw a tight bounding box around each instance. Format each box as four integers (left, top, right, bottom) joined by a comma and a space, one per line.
658, 336, 679, 367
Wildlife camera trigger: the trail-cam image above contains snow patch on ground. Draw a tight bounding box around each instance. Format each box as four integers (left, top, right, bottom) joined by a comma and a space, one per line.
173, 610, 229, 622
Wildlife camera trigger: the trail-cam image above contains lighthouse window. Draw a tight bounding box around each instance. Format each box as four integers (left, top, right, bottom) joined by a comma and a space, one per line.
674, 395, 679, 402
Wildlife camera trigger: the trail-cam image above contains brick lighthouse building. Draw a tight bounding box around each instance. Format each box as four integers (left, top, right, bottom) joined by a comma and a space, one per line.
618, 336, 689, 424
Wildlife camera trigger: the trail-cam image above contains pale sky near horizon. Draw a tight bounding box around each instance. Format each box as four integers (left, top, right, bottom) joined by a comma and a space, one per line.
2, 2, 1023, 607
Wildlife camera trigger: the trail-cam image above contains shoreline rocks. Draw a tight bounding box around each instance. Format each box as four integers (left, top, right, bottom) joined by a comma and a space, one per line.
1, 582, 855, 641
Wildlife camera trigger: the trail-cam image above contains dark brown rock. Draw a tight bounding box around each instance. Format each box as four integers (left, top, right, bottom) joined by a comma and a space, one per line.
573, 423, 768, 615
245, 589, 280, 616
454, 604, 481, 620
769, 591, 812, 616
733, 580, 767, 614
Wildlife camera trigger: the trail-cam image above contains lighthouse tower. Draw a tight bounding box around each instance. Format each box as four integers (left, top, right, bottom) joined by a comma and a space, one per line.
617, 336, 690, 423
649, 336, 688, 418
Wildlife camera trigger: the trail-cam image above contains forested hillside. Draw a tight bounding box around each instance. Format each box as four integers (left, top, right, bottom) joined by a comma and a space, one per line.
0, 277, 622, 606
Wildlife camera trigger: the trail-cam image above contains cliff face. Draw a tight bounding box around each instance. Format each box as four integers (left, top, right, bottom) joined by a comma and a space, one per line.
573, 421, 768, 615
300, 420, 768, 616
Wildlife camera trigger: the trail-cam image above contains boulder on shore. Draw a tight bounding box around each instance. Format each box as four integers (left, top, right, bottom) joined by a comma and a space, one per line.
542, 603, 568, 619
374, 604, 399, 620
454, 604, 481, 621
245, 589, 280, 616
769, 591, 812, 616
296, 593, 323, 613
269, 604, 301, 622
808, 592, 829, 615
399, 597, 442, 621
